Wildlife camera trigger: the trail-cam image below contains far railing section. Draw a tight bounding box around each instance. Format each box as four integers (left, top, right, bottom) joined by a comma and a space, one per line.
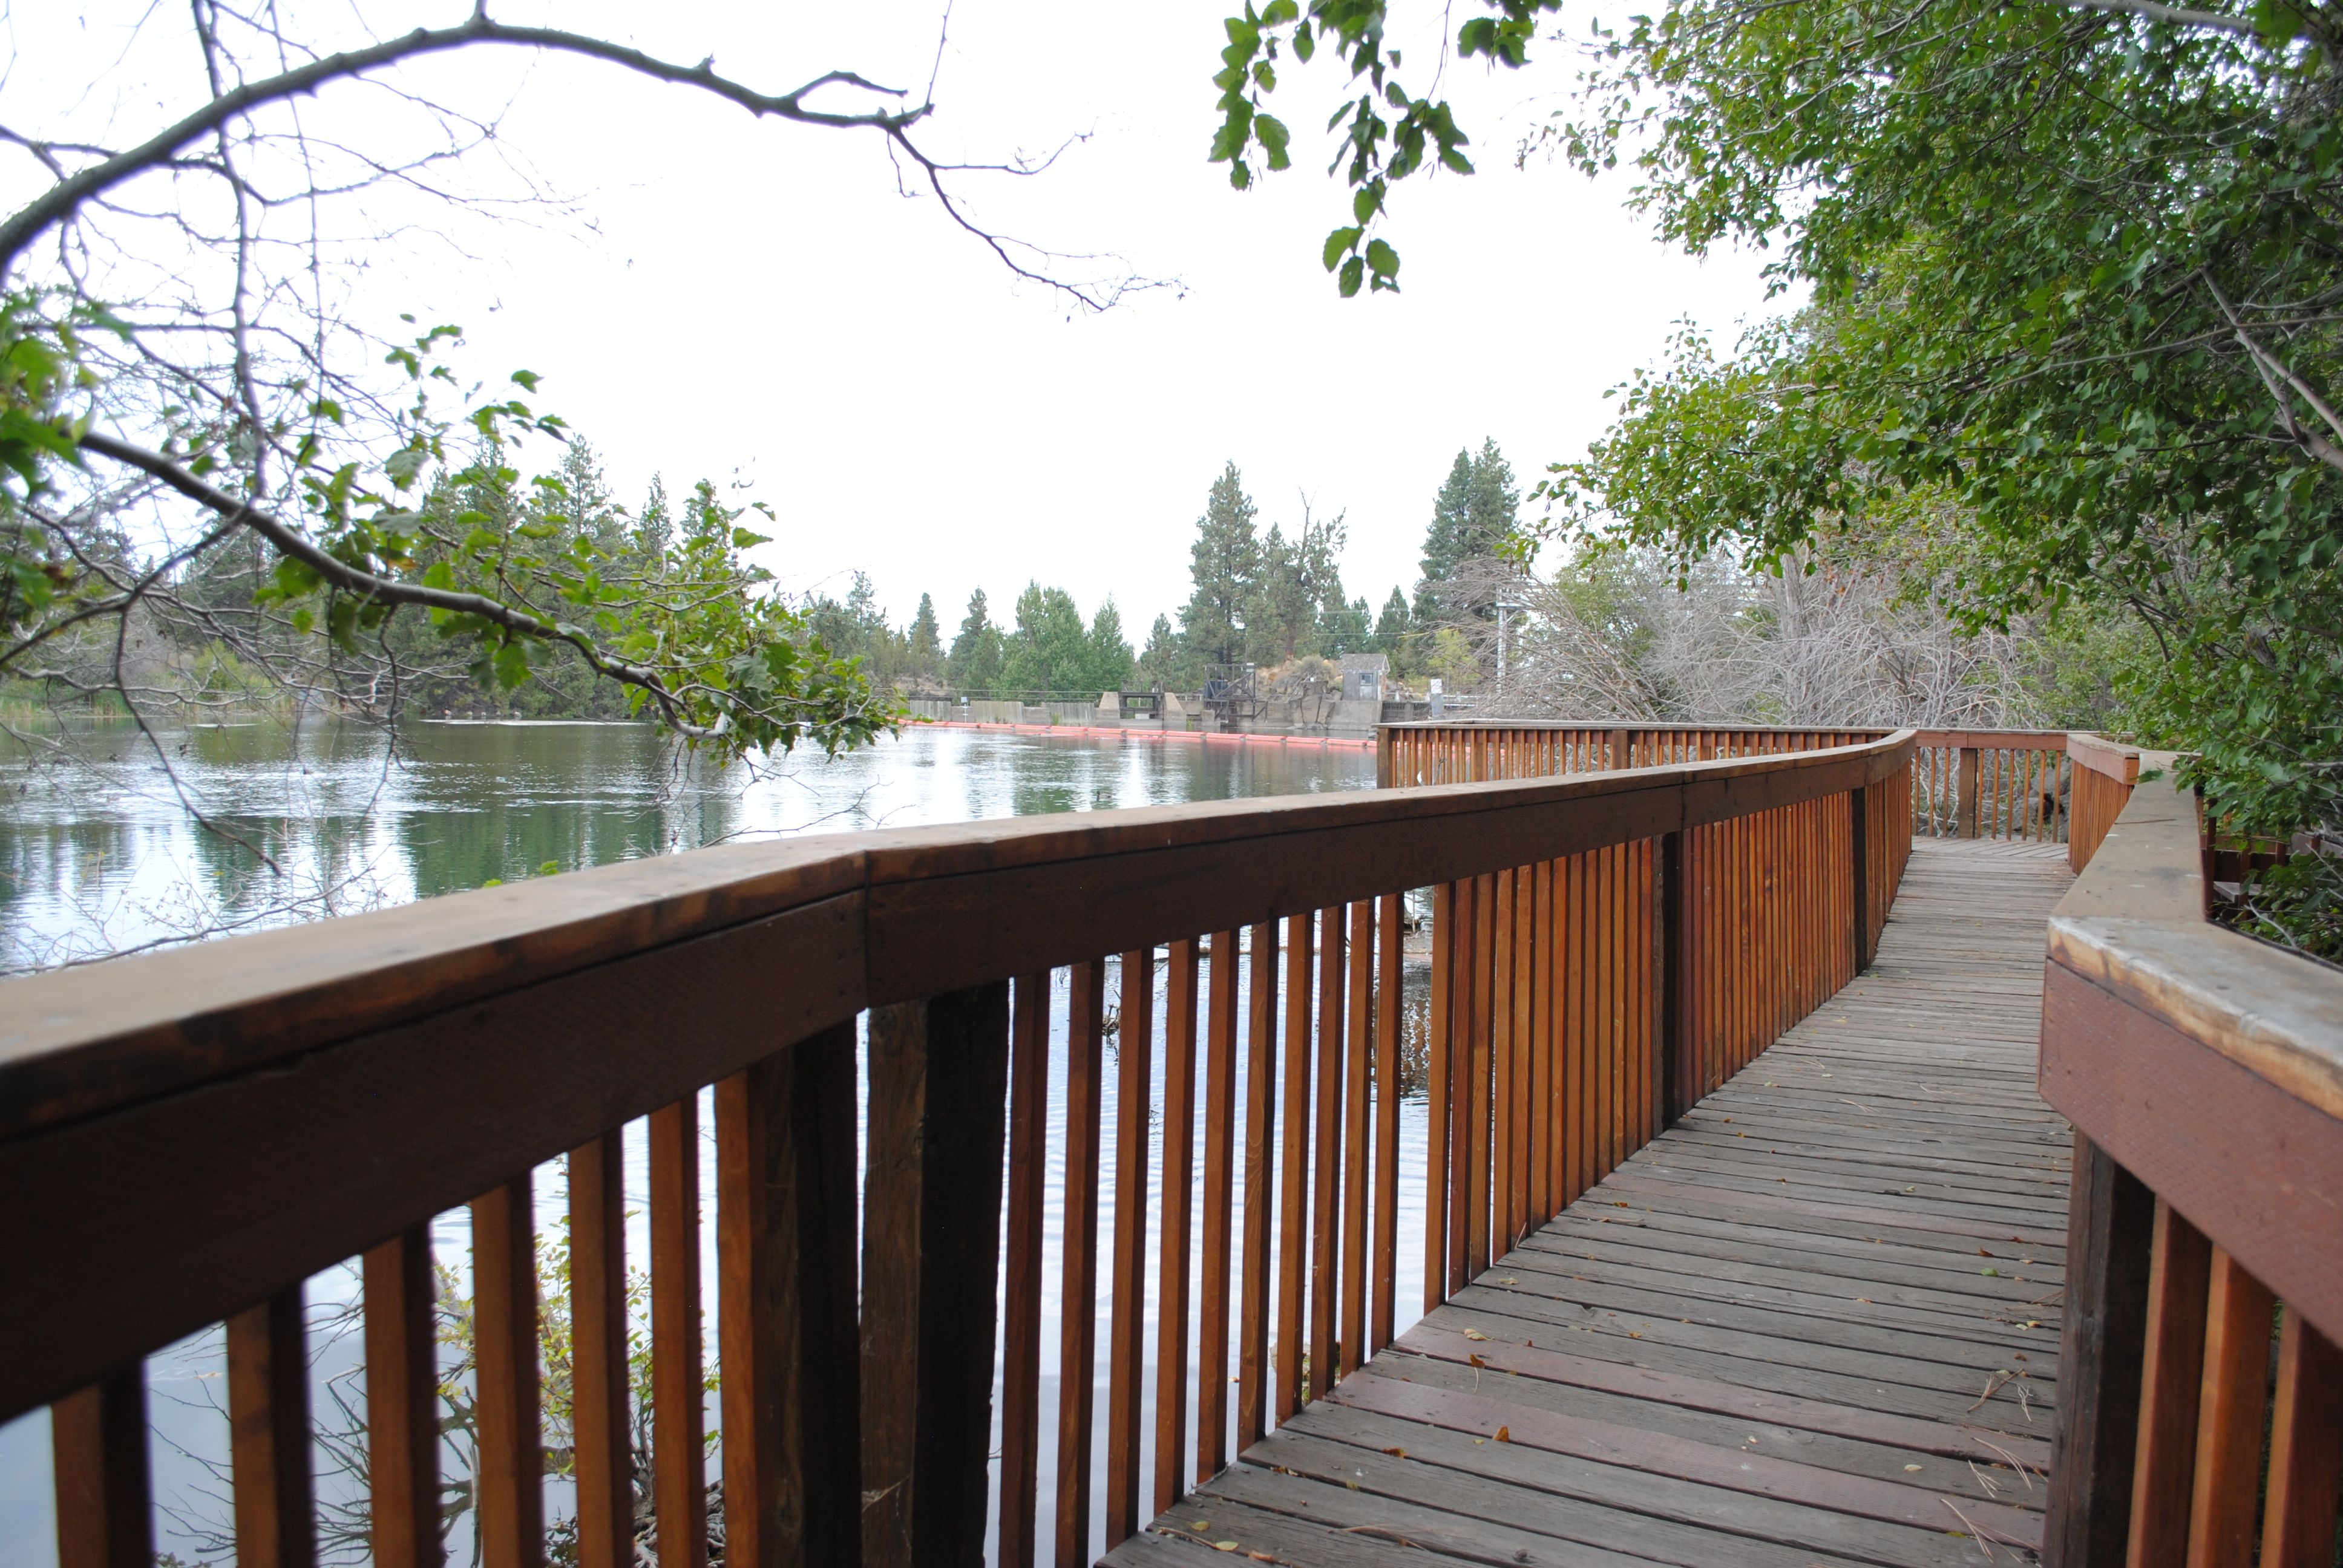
1381, 720, 2077, 846
2039, 742, 2343, 1566
0, 728, 1915, 1568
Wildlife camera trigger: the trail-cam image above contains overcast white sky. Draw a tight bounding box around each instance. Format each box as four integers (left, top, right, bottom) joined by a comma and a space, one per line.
18, 2, 1786, 639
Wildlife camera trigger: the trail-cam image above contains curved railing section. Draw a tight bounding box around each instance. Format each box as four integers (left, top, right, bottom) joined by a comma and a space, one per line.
0, 730, 1915, 1568
2039, 745, 2343, 1565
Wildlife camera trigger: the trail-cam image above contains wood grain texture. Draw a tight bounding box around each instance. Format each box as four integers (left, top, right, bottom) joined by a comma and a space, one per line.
1196, 935, 1239, 1482
1057, 961, 1107, 1568
2260, 1307, 2343, 1568
2037, 1135, 2152, 1568
471, 1174, 543, 1568
568, 1131, 631, 1568
1106, 952, 1155, 1547
716, 1026, 862, 1568
228, 1284, 314, 1568
1372, 895, 1401, 1356
53, 1369, 151, 1568
2122, 1197, 2210, 1568
363, 1228, 441, 1568
1276, 913, 1312, 1426
647, 1099, 706, 1568
863, 984, 1012, 1568
2181, 1249, 2274, 1568
1156, 939, 1201, 1515
998, 974, 1052, 1568
1237, 925, 1277, 1452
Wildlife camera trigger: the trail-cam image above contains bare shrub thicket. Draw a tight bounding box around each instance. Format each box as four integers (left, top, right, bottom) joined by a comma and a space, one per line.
1444, 547, 2062, 727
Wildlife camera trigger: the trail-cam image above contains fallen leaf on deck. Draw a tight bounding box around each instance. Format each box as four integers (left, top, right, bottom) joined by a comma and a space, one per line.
1463, 1329, 1489, 1341
1493, 1426, 1511, 1442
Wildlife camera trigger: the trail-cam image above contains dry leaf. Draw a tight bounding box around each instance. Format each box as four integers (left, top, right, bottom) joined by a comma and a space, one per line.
1493, 1426, 1511, 1442
1378, 1447, 1406, 1459
1214, 1543, 1239, 1553
1467, 1353, 1487, 1368
1463, 1329, 1489, 1341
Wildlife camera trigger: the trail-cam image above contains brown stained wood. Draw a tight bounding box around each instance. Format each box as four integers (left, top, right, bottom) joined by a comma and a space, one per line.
1660, 831, 1688, 1126
1309, 906, 1344, 1402
999, 973, 1052, 1568
1058, 961, 1108, 1568
227, 1284, 314, 1568
568, 1131, 631, 1568
1450, 874, 1476, 1299
864, 983, 1013, 1568
52, 1369, 151, 1568
1595, 844, 1616, 1183
716, 1025, 862, 1568
2261, 1308, 2343, 1568
2040, 1135, 2153, 1568
471, 1174, 543, 1568
1105, 952, 1156, 1548
647, 1098, 706, 1568
1156, 939, 1201, 1515
2182, 1249, 2276, 1568
1276, 913, 1312, 1425
1492, 867, 1517, 1259
1468, 874, 1495, 1276
1531, 860, 1555, 1226
1510, 865, 1535, 1247
1340, 902, 1371, 1379
2122, 1197, 2212, 1568
1197, 936, 1239, 1480
1372, 896, 1401, 1356
1238, 925, 1277, 1451
1424, 883, 1453, 1314
364, 1228, 440, 1568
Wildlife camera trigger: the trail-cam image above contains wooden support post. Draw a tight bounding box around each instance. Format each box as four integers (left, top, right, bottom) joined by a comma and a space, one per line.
53, 1368, 152, 1568
1958, 747, 1982, 839
718, 1022, 863, 1568
471, 1174, 544, 1568
1850, 784, 1871, 975
364, 1227, 440, 1568
1659, 830, 1687, 1124
228, 1284, 316, 1568
1607, 727, 1631, 771
863, 983, 1013, 1568
569, 1131, 632, 1568
2261, 1308, 2343, 1567
2042, 1133, 2155, 1568
648, 1099, 707, 1568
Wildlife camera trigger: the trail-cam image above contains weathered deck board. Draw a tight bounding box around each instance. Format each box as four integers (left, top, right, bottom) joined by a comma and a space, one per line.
1109, 838, 2073, 1567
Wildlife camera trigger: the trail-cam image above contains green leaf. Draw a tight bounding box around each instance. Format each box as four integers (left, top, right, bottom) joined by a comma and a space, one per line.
1366, 237, 1400, 279
1323, 226, 1363, 269
1338, 255, 1365, 296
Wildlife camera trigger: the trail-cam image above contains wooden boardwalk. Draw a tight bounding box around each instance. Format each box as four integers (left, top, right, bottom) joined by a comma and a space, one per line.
1112, 839, 2076, 1568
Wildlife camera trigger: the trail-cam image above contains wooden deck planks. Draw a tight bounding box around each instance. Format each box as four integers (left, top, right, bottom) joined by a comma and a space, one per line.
1109, 839, 2073, 1568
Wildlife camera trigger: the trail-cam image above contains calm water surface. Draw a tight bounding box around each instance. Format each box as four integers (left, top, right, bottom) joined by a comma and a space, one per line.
0, 721, 1433, 1566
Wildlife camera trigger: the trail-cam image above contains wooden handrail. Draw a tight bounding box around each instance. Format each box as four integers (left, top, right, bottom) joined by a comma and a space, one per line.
2039, 754, 2343, 1564
2, 727, 1922, 1568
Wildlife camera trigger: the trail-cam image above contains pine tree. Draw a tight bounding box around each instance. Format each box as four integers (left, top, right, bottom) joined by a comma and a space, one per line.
1000, 581, 1094, 694
1136, 613, 1184, 688
1087, 599, 1135, 694
1178, 462, 1260, 668
948, 587, 1004, 694
906, 593, 942, 681
1374, 587, 1415, 673
1415, 439, 1520, 625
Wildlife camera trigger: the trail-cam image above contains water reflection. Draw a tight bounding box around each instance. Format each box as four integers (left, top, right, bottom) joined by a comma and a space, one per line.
0, 720, 1375, 969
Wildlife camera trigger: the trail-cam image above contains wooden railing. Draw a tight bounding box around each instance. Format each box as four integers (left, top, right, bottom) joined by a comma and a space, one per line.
0, 730, 1915, 1568
2039, 743, 2343, 1566
1380, 720, 2075, 844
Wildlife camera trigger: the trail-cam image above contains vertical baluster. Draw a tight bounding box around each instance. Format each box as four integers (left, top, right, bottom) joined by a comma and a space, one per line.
2119, 1186, 2206, 1561
472, 1174, 543, 1568
718, 1023, 861, 1568
1565, 851, 1590, 1203
1424, 884, 1453, 1315
1371, 895, 1402, 1354
647, 1097, 706, 1568
1196, 934, 1240, 1481
1057, 962, 1108, 1568
1237, 923, 1280, 1449
1105, 952, 1155, 1548
2260, 1307, 2343, 1567
1593, 844, 1615, 1180
1276, 913, 1313, 1424
2184, 1249, 2276, 1566
228, 1284, 314, 1568
1530, 860, 1555, 1225
1340, 902, 1372, 1378
1490, 867, 1517, 1257
52, 1367, 151, 1568
1156, 939, 1202, 1515
1000, 976, 1052, 1568
568, 1129, 631, 1568
1509, 866, 1535, 1241
1309, 906, 1345, 1400
1449, 880, 1475, 1296
365, 1227, 440, 1568
1467, 874, 1496, 1275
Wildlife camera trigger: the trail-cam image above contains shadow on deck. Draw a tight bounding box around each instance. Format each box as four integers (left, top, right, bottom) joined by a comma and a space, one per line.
1113, 838, 2075, 1568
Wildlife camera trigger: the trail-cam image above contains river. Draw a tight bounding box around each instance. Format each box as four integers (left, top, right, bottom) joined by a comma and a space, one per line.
1, 720, 1441, 1567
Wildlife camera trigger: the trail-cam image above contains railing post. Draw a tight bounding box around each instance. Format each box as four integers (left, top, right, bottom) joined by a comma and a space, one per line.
53, 1368, 152, 1568
863, 984, 1014, 1568
227, 1285, 316, 1568
2043, 1132, 2155, 1566
1659, 829, 1688, 1123
1608, 727, 1632, 771
719, 1023, 864, 1568
1849, 784, 1871, 974
1958, 747, 1982, 839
